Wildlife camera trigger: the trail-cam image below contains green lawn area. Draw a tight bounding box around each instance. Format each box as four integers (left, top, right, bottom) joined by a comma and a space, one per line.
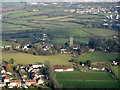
56, 71, 119, 88
2, 52, 72, 65
0, 41, 13, 46
79, 52, 119, 62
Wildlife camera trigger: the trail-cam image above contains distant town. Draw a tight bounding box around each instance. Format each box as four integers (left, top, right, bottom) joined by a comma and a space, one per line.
1, 1, 120, 89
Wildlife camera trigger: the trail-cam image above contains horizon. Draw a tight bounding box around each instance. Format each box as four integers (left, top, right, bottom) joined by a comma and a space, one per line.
1, 0, 119, 2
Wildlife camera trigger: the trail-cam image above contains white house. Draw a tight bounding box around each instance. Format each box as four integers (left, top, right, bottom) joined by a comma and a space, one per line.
1, 69, 6, 74
37, 79, 44, 84
0, 83, 5, 87
32, 64, 43, 68
4, 45, 12, 48
8, 80, 21, 87
4, 77, 10, 83
92, 67, 105, 71
89, 49, 95, 52
6, 72, 12, 75
112, 61, 118, 66
54, 67, 74, 72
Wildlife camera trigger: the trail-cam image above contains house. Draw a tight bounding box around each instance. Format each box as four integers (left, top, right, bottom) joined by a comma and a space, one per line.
4, 45, 12, 48
32, 64, 43, 68
92, 67, 105, 71
89, 49, 95, 52
37, 79, 45, 85
6, 72, 12, 75
1, 68, 6, 74
54, 67, 74, 72
0, 83, 5, 87
22, 44, 30, 50
112, 61, 118, 66
25, 80, 36, 86
8, 80, 21, 87
0, 46, 4, 49
60, 49, 71, 54
4, 77, 10, 83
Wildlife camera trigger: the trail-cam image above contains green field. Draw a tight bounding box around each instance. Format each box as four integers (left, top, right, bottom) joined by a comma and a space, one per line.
53, 38, 89, 44
0, 41, 13, 46
79, 52, 118, 62
2, 2, 118, 39
111, 66, 120, 80
2, 52, 119, 65
2, 52, 72, 65
56, 71, 119, 88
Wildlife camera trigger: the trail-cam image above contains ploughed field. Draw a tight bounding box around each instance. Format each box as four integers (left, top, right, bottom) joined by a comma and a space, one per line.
56, 71, 119, 88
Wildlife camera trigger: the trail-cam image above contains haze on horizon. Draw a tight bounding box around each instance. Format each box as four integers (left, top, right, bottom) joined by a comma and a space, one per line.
1, 0, 119, 2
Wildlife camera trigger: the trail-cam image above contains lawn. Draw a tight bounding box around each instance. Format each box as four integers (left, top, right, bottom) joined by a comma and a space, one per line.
56, 71, 119, 88
2, 52, 72, 65
79, 52, 119, 62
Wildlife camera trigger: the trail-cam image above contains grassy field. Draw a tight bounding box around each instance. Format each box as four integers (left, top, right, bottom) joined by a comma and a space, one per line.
2, 52, 119, 65
111, 66, 120, 80
0, 41, 13, 46
78, 52, 118, 62
53, 38, 89, 44
2, 52, 72, 65
2, 3, 118, 39
56, 71, 119, 88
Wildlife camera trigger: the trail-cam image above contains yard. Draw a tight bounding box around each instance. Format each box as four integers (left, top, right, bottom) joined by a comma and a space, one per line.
56, 71, 119, 88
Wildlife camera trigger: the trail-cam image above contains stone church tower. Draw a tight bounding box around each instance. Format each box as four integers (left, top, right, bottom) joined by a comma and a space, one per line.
69, 35, 73, 47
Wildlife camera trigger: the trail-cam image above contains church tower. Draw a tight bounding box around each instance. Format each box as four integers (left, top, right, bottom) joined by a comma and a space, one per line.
69, 35, 73, 47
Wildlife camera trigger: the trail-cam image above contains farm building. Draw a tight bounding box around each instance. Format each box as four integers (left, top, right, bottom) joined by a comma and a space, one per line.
54, 67, 74, 72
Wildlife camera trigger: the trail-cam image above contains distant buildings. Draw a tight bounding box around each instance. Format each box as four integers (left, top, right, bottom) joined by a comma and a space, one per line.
54, 67, 74, 72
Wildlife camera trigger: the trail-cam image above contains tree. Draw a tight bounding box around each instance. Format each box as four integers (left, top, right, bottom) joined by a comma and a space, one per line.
6, 64, 13, 73
86, 60, 91, 67
115, 57, 120, 62
44, 61, 61, 89
9, 58, 14, 64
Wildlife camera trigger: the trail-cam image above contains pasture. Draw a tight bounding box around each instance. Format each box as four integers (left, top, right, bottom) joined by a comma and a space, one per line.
56, 71, 119, 88
53, 38, 89, 44
78, 52, 118, 62
0, 41, 13, 46
2, 52, 72, 65
111, 66, 120, 80
2, 52, 119, 66
2, 3, 118, 40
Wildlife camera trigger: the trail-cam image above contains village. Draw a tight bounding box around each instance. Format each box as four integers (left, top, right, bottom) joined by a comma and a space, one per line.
0, 57, 119, 89
1, 1, 119, 89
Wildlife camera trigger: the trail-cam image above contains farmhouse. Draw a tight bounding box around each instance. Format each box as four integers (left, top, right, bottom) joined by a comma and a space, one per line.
25, 80, 36, 86
37, 79, 45, 85
54, 67, 74, 72
8, 80, 21, 87
4, 77, 10, 83
92, 67, 105, 71
1, 68, 6, 74
32, 64, 43, 68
